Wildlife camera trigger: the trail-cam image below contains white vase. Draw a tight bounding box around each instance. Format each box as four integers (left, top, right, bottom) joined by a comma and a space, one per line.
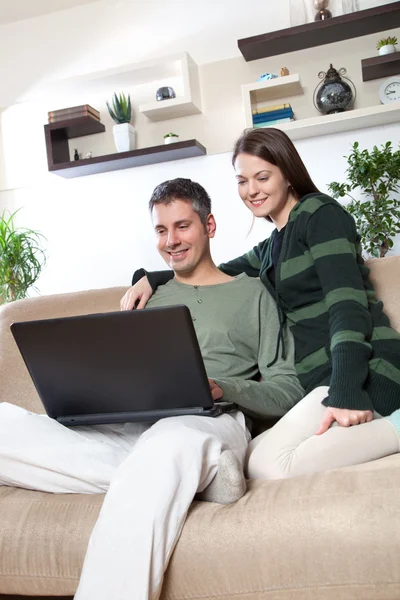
164, 136, 179, 145
379, 45, 397, 56
113, 123, 136, 153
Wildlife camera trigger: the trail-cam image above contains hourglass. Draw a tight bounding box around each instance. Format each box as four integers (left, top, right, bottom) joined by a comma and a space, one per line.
313, 0, 332, 20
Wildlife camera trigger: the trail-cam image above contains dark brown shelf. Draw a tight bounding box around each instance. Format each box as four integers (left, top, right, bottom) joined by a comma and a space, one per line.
238, 2, 400, 61
45, 116, 105, 138
48, 140, 207, 178
44, 115, 206, 178
44, 116, 105, 167
362, 52, 400, 81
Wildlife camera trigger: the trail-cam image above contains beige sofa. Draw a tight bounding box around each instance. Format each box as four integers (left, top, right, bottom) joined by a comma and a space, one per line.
1, 257, 400, 600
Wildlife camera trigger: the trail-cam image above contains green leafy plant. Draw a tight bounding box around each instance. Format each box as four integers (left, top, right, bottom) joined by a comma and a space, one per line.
106, 92, 132, 124
328, 141, 400, 258
0, 210, 46, 303
376, 35, 398, 50
163, 132, 179, 138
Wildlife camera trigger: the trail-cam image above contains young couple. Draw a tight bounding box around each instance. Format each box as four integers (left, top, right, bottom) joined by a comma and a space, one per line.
1, 127, 399, 600
0, 168, 302, 600
122, 126, 400, 481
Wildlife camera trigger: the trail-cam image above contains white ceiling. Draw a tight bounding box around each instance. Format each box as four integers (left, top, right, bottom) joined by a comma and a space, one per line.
0, 0, 388, 27
0, 0, 394, 109
0, 0, 101, 25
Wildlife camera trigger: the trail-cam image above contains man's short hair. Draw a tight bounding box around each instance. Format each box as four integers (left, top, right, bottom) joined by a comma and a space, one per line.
149, 178, 212, 227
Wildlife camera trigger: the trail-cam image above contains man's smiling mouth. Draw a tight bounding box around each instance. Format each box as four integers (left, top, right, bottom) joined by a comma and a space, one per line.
168, 249, 189, 257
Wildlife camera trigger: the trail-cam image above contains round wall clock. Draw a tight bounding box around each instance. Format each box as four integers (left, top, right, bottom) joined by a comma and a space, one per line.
379, 77, 400, 104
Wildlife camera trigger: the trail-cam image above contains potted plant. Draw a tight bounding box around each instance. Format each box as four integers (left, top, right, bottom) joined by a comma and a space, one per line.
164, 132, 179, 145
376, 35, 397, 56
106, 92, 135, 152
0, 210, 46, 303
328, 141, 400, 258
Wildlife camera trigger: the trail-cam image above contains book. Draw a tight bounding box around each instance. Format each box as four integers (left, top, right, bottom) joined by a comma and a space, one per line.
48, 110, 100, 124
253, 117, 294, 128
252, 103, 291, 116
48, 105, 100, 120
253, 109, 293, 124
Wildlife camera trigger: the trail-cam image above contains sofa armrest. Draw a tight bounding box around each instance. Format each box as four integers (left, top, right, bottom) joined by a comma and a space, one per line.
366, 256, 400, 333
0, 286, 129, 413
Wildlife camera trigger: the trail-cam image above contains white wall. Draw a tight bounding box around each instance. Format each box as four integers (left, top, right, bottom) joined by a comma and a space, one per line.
1, 120, 399, 296
0, 0, 397, 106
1, 1, 399, 297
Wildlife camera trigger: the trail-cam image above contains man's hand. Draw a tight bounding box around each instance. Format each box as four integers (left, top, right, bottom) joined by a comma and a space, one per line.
316, 407, 373, 435
120, 276, 153, 311
208, 379, 223, 401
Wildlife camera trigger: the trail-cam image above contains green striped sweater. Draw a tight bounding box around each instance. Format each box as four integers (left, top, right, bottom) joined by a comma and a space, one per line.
219, 193, 400, 416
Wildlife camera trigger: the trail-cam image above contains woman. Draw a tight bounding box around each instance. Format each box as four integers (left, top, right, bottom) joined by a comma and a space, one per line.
121, 127, 400, 479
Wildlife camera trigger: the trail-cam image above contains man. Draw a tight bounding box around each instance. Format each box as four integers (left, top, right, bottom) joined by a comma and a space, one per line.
0, 178, 303, 600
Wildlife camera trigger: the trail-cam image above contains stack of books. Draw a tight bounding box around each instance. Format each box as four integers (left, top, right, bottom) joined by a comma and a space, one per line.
252, 103, 294, 128
48, 105, 100, 124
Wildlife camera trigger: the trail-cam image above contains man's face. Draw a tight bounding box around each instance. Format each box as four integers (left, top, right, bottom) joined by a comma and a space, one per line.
152, 200, 215, 275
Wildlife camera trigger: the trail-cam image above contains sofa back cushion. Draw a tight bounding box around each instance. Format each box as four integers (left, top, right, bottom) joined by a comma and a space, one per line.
0, 287, 128, 413
367, 256, 400, 332
0, 255, 399, 415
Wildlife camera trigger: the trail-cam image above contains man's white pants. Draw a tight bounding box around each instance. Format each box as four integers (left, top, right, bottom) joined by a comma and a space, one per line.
0, 402, 249, 600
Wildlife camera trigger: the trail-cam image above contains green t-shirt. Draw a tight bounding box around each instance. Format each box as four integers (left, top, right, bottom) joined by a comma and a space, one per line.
147, 273, 303, 419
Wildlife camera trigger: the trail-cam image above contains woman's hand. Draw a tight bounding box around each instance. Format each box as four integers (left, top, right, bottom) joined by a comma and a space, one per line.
120, 276, 153, 311
316, 407, 373, 435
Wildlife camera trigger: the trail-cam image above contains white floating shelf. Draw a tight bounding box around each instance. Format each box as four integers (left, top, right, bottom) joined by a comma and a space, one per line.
242, 74, 303, 103
15, 52, 203, 126
139, 52, 202, 122
276, 102, 400, 140
242, 74, 303, 128
139, 97, 201, 121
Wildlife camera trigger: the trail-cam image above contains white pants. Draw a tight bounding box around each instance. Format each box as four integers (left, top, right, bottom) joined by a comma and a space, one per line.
246, 386, 400, 479
0, 403, 249, 600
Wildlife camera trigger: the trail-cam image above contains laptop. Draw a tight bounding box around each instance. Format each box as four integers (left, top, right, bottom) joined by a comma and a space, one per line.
10, 305, 237, 426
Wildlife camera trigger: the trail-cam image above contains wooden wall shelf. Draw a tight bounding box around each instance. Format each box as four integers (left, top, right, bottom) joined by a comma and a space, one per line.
362, 52, 400, 82
238, 3, 400, 61
44, 116, 105, 166
44, 115, 206, 178
45, 117, 105, 138
47, 140, 207, 178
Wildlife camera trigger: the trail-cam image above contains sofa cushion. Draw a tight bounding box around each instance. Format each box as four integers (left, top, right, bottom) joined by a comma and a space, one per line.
1, 454, 399, 599
368, 256, 400, 332
0, 257, 398, 416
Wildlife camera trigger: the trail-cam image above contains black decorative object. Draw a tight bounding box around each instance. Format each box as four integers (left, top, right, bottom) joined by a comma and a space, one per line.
156, 86, 176, 101
74, 148, 79, 161
313, 64, 356, 114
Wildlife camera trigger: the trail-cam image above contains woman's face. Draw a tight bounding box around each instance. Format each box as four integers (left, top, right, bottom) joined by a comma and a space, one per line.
234, 153, 296, 227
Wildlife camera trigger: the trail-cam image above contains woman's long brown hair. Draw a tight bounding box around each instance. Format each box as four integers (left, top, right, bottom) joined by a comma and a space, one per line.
232, 128, 320, 199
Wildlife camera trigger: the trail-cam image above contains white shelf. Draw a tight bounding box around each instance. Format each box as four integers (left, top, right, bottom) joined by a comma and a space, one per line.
242, 74, 303, 128
241, 72, 400, 140
139, 97, 201, 121
17, 52, 203, 124
139, 53, 202, 122
275, 102, 400, 140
